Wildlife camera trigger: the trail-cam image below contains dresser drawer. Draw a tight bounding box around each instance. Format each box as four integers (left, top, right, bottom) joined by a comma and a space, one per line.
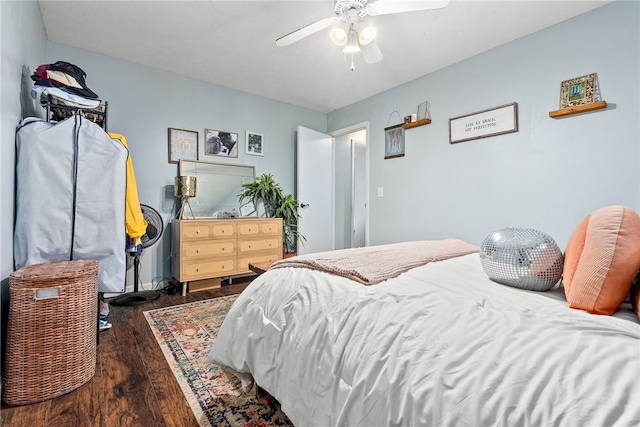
183, 258, 235, 280
183, 240, 235, 259
238, 237, 280, 254
181, 221, 236, 240
260, 221, 281, 235
238, 219, 281, 237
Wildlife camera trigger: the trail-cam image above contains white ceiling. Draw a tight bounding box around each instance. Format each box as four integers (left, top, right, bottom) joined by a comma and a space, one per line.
38, 0, 612, 113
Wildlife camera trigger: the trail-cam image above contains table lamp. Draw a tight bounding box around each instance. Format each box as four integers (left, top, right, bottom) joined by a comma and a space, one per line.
174, 175, 197, 219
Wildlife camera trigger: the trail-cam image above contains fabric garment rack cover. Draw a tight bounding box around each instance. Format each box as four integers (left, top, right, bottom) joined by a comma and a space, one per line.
14, 115, 127, 292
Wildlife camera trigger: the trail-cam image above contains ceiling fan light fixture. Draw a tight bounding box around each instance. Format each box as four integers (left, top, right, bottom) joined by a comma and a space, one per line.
330, 23, 349, 46
358, 25, 376, 45
343, 28, 361, 53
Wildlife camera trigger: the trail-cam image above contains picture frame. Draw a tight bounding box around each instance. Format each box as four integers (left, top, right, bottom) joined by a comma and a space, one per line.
239, 201, 257, 217
246, 131, 264, 156
205, 128, 239, 158
417, 101, 429, 120
559, 73, 597, 109
384, 124, 405, 159
449, 102, 518, 144
168, 128, 198, 164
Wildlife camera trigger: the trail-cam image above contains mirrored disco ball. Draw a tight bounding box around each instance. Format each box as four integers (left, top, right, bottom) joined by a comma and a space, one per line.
479, 227, 564, 291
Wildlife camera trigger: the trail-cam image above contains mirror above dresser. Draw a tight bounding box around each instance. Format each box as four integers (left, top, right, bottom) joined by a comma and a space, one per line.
178, 160, 255, 217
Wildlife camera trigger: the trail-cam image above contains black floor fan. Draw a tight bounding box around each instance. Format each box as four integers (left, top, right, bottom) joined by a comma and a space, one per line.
109, 204, 164, 306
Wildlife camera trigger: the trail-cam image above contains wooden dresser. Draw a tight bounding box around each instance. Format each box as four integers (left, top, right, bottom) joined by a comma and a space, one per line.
171, 218, 282, 295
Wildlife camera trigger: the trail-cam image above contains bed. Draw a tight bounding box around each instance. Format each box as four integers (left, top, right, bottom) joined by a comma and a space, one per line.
208, 238, 640, 426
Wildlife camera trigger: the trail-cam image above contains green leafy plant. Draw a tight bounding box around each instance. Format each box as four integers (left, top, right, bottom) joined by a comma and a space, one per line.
238, 173, 305, 253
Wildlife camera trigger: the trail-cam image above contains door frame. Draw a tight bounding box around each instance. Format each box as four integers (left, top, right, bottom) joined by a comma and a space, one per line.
330, 121, 370, 248
351, 140, 366, 248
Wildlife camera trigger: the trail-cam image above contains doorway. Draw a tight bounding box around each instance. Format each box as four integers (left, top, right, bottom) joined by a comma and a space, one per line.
296, 123, 369, 254
330, 125, 368, 250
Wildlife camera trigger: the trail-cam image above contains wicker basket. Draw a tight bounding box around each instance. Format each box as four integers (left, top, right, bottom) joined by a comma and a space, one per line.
3, 259, 99, 405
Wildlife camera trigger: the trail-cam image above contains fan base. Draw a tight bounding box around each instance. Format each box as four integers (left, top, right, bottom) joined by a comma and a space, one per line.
108, 290, 161, 306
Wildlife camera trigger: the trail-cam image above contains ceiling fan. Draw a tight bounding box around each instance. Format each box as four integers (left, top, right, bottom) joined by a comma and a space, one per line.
276, 0, 450, 70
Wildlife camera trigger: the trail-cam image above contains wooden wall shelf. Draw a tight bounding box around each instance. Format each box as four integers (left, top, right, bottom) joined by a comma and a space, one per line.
549, 101, 607, 118
402, 118, 431, 129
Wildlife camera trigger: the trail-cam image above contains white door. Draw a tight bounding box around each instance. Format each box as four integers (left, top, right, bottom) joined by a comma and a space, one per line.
351, 141, 366, 248
296, 126, 333, 255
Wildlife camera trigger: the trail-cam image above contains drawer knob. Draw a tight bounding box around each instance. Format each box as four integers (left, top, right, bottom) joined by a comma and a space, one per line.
196, 249, 199, 253
196, 268, 199, 272
248, 228, 252, 232
196, 230, 200, 234
222, 247, 225, 251
248, 245, 252, 249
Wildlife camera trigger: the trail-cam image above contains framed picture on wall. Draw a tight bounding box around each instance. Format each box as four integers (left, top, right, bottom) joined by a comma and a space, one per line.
168, 128, 198, 164
246, 131, 264, 156
205, 128, 239, 158
384, 124, 405, 159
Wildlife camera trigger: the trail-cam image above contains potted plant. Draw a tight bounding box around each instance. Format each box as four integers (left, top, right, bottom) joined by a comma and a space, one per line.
238, 173, 304, 256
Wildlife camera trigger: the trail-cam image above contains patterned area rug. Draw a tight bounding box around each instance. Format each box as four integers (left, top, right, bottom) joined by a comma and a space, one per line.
144, 295, 292, 427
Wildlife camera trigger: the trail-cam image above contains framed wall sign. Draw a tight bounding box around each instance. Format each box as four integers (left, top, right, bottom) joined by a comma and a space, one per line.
384, 124, 405, 159
246, 131, 264, 156
205, 128, 239, 158
168, 128, 198, 164
449, 102, 518, 144
559, 73, 597, 109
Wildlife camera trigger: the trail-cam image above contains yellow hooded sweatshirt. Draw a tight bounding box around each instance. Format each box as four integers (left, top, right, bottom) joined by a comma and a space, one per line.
109, 133, 147, 245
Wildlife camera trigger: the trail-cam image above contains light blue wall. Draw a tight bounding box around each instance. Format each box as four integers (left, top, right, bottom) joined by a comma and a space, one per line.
0, 0, 47, 371
328, 0, 640, 249
0, 2, 326, 289
2, 1, 639, 290
43, 42, 327, 286
1, 0, 46, 282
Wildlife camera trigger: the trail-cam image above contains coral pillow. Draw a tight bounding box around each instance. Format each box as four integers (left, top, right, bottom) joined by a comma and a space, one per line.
563, 205, 640, 315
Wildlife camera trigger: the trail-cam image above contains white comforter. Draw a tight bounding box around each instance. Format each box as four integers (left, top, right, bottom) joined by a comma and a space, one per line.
208, 253, 640, 426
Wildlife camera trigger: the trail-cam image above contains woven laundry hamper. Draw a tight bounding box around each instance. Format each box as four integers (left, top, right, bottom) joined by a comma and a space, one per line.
3, 259, 99, 405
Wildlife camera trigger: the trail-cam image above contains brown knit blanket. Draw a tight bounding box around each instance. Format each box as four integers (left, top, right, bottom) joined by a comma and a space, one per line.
269, 239, 479, 285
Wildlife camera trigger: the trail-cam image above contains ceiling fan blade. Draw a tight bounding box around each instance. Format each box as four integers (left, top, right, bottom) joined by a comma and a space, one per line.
276, 16, 340, 47
369, 0, 450, 16
361, 39, 383, 64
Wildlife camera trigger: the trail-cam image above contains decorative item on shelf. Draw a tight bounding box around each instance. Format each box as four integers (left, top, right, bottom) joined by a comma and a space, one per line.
449, 102, 518, 144
417, 101, 430, 121
385, 110, 405, 159
174, 175, 197, 219
559, 73, 598, 109
549, 72, 607, 118
401, 101, 431, 130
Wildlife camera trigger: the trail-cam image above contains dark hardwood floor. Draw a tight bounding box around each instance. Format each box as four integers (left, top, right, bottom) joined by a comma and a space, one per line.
1, 278, 253, 427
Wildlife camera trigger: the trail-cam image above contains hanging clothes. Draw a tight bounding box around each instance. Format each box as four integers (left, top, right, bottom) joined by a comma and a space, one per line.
14, 115, 127, 293
108, 133, 147, 245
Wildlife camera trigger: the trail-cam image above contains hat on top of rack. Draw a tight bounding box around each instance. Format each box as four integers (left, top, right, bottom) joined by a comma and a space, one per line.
31, 61, 99, 100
